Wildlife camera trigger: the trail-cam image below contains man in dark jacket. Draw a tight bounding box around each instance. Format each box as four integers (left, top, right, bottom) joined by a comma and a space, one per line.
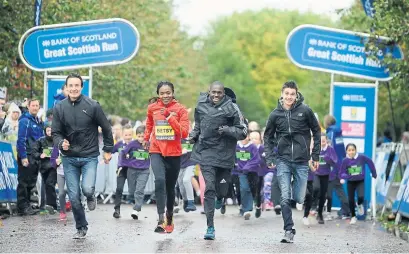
16, 98, 43, 215
264, 81, 321, 243
52, 73, 114, 239
190, 81, 247, 240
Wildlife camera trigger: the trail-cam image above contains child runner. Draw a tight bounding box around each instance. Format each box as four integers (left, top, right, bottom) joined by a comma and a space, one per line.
122, 125, 151, 220
303, 165, 316, 226
310, 133, 337, 224
249, 131, 269, 218
144, 81, 189, 233
112, 124, 134, 218
339, 143, 377, 224
33, 124, 57, 214
236, 133, 262, 220
176, 138, 197, 212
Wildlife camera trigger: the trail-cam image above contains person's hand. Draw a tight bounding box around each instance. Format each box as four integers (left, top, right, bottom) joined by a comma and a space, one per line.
311, 161, 319, 172
160, 108, 170, 117
56, 157, 62, 166
142, 140, 149, 150
126, 154, 130, 159
340, 179, 345, 184
103, 152, 112, 164
40, 153, 46, 159
21, 158, 29, 167
218, 125, 229, 135
268, 163, 276, 169
62, 139, 70, 151
186, 136, 196, 144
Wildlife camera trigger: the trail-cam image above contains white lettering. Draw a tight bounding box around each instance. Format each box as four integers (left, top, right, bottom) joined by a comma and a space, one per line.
348, 45, 366, 53
44, 48, 66, 59
67, 44, 101, 56
307, 47, 330, 60
51, 38, 70, 46
365, 58, 382, 68
81, 33, 117, 42
102, 42, 118, 52
331, 51, 364, 65
318, 40, 336, 49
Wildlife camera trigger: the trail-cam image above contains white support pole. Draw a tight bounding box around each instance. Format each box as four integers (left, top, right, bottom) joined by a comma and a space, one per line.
89, 67, 93, 99
329, 73, 335, 115
43, 71, 48, 113
372, 80, 379, 220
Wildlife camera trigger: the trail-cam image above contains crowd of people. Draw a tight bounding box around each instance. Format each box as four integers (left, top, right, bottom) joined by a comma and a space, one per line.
1, 74, 384, 243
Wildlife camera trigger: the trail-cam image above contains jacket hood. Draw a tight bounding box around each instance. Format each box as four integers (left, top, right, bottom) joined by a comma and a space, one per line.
19, 111, 36, 121
277, 92, 305, 110
326, 124, 342, 135
54, 93, 66, 101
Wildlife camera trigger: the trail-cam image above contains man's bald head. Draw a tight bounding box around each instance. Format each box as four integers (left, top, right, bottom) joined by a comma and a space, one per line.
209, 81, 224, 90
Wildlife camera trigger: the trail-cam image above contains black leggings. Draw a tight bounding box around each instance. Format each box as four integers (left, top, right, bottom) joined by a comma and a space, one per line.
313, 175, 329, 216
347, 180, 365, 217
150, 154, 181, 215
304, 181, 314, 217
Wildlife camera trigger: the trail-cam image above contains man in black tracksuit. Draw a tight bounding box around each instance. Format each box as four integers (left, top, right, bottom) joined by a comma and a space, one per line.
52, 73, 114, 239
264, 81, 320, 243
190, 81, 247, 240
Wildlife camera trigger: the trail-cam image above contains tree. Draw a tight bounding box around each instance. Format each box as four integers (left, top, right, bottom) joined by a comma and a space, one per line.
202, 9, 334, 124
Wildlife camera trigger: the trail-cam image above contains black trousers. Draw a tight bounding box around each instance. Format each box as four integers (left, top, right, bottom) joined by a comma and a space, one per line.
201, 165, 231, 227
312, 175, 329, 216
347, 180, 365, 217
17, 156, 39, 211
150, 154, 181, 215
41, 168, 57, 210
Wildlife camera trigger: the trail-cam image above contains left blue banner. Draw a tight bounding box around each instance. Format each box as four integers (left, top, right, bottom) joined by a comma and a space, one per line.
19, 18, 140, 71
0, 142, 18, 203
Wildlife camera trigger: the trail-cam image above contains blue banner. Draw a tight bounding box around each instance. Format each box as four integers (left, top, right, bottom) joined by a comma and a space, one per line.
34, 0, 42, 26
0, 142, 18, 203
376, 144, 400, 206
361, 0, 375, 18
331, 83, 376, 211
47, 79, 90, 110
392, 164, 409, 215
19, 18, 140, 71
286, 25, 403, 81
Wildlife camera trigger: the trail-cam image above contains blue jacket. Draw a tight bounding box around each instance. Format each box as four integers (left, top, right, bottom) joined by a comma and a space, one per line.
53, 93, 66, 107
326, 124, 346, 180
17, 112, 44, 159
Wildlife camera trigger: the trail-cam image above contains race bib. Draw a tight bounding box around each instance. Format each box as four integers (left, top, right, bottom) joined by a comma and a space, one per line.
348, 165, 362, 176
236, 150, 251, 161
155, 120, 175, 140
319, 155, 326, 165
43, 147, 53, 157
182, 143, 193, 152
132, 150, 149, 160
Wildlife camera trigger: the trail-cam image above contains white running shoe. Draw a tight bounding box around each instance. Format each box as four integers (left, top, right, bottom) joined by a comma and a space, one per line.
296, 203, 303, 211
357, 204, 365, 216
324, 212, 334, 221
244, 211, 251, 220
226, 198, 233, 205
131, 210, 139, 220
303, 217, 310, 226
350, 216, 357, 224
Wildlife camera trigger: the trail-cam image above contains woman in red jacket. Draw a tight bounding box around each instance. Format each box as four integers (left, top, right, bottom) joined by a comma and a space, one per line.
144, 81, 190, 233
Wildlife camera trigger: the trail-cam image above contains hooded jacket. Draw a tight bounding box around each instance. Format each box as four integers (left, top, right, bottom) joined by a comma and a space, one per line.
16, 112, 44, 159
1, 102, 21, 140
264, 92, 321, 165
326, 124, 346, 180
190, 93, 247, 169
144, 98, 190, 157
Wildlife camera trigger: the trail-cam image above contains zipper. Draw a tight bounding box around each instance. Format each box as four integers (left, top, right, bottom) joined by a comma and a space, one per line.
287, 110, 294, 161
301, 136, 308, 151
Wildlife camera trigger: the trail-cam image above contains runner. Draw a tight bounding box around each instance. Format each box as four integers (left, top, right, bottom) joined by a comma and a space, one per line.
143, 81, 189, 233
189, 81, 247, 240
339, 143, 377, 224
263, 80, 321, 243
52, 73, 114, 239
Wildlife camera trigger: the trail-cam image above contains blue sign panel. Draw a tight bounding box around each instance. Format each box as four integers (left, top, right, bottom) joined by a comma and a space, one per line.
376, 144, 400, 206
19, 18, 140, 71
0, 142, 18, 203
286, 25, 403, 81
331, 83, 376, 209
47, 79, 90, 110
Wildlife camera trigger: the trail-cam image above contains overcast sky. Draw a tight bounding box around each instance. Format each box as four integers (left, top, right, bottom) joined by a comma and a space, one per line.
173, 0, 356, 36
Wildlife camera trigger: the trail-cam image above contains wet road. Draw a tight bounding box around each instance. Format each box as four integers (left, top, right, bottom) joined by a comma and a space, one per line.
1, 204, 408, 253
